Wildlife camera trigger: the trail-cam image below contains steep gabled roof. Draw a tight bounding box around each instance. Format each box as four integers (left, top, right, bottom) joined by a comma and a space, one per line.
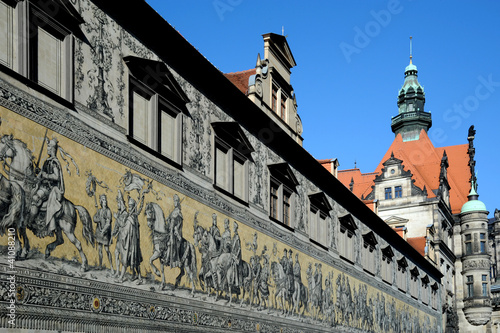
375, 130, 469, 214
336, 130, 470, 214
224, 69, 256, 95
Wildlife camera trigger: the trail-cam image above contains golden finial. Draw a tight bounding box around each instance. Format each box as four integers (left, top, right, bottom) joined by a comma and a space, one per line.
409, 36, 413, 64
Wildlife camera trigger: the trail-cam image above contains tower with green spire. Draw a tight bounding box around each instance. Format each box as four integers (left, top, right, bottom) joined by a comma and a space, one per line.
391, 37, 432, 141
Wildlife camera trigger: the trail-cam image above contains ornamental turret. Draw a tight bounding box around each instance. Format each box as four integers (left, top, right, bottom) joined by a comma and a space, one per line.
391, 37, 432, 141
458, 126, 491, 326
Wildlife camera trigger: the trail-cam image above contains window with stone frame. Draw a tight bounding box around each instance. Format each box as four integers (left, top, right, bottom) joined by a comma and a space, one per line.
268, 163, 298, 228
126, 57, 189, 167
466, 275, 473, 298
480, 233, 487, 253
362, 232, 377, 274
0, 0, 16, 70
0, 0, 85, 102
385, 187, 392, 199
309, 192, 332, 249
395, 185, 402, 198
421, 275, 430, 305
482, 274, 488, 297
338, 214, 357, 263
381, 246, 394, 284
410, 267, 420, 299
397, 257, 408, 292
272, 84, 278, 112
280, 92, 287, 120
212, 122, 254, 203
464, 234, 472, 255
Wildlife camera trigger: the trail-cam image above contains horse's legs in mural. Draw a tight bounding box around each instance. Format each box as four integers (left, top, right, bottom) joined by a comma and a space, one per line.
174, 266, 185, 290
149, 246, 162, 277
159, 263, 166, 290
59, 218, 89, 271
18, 226, 30, 259
45, 227, 64, 259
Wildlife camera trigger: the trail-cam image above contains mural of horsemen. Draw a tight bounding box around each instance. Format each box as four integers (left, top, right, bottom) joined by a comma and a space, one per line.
0, 128, 438, 332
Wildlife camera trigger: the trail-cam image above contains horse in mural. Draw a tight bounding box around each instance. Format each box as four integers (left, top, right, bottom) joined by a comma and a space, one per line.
271, 261, 292, 315
192, 217, 251, 306
0, 134, 94, 271
145, 202, 197, 295
193, 219, 219, 296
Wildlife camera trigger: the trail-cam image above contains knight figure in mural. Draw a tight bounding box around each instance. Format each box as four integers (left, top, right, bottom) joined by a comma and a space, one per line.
146, 194, 197, 294
93, 194, 114, 274
0, 133, 94, 270
30, 137, 66, 236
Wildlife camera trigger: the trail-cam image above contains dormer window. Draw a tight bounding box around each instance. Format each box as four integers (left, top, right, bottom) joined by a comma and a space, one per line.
212, 122, 254, 203
268, 163, 298, 228
126, 56, 189, 167
338, 214, 357, 263
309, 192, 332, 249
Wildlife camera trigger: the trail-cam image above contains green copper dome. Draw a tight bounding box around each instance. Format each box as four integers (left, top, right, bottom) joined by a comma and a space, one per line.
405, 63, 417, 73
461, 185, 487, 213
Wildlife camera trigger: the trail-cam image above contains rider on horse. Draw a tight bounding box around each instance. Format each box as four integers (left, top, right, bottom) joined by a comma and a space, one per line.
29, 138, 64, 236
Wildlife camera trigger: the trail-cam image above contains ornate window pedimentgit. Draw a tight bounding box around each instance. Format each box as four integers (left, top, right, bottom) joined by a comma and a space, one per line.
268, 163, 299, 192
308, 192, 332, 216
421, 274, 430, 286
397, 256, 408, 271
410, 266, 420, 280
362, 231, 377, 252
382, 245, 394, 262
339, 213, 357, 236
124, 56, 190, 116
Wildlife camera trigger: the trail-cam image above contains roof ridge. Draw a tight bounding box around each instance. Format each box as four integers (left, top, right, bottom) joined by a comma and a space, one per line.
224, 68, 257, 75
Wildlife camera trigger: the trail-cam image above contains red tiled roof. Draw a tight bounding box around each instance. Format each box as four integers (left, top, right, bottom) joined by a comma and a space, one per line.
407, 237, 427, 257
338, 168, 378, 199
335, 130, 470, 214
223, 68, 256, 95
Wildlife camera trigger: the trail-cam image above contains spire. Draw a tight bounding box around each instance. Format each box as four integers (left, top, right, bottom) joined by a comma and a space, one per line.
391, 37, 432, 141
409, 36, 413, 65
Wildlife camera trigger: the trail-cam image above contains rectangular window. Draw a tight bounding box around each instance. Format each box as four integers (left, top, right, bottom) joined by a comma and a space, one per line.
268, 164, 297, 228
395, 186, 402, 198
29, 7, 73, 100
385, 187, 392, 199
466, 275, 474, 298
272, 86, 278, 112
465, 234, 472, 255
270, 181, 279, 220
482, 275, 488, 297
233, 154, 246, 200
408, 103, 414, 111
160, 105, 178, 160
280, 94, 286, 120
480, 233, 486, 253
131, 90, 152, 145
283, 189, 291, 226
215, 144, 229, 192
129, 77, 183, 165
0, 1, 14, 69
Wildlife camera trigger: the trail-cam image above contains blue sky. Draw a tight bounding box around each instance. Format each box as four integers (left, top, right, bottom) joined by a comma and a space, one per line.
145, 0, 500, 217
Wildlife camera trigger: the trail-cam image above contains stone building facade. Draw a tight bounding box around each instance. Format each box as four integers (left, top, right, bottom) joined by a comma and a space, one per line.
326, 55, 497, 331
0, 0, 442, 332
